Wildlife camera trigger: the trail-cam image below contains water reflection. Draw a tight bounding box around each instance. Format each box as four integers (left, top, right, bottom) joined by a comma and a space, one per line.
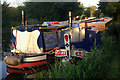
2, 60, 7, 79
5, 73, 25, 80
0, 61, 2, 80
2, 31, 11, 79
2, 32, 11, 54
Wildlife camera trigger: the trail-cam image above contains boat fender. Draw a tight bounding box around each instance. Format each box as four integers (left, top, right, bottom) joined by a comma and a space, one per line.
4, 56, 22, 65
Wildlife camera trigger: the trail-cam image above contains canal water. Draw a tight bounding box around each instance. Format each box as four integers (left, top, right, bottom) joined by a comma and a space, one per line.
1, 31, 11, 79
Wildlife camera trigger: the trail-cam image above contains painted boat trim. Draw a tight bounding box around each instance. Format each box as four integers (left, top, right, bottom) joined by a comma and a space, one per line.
23, 55, 46, 62
7, 65, 47, 74
6, 60, 47, 68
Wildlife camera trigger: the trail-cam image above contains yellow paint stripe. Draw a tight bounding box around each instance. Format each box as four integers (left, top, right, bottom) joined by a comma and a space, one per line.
39, 25, 68, 30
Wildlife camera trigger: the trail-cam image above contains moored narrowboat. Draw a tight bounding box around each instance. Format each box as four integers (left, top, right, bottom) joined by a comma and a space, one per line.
4, 14, 112, 78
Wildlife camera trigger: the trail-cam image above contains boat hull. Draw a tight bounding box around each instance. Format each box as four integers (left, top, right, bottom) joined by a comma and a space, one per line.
5, 53, 47, 74
6, 60, 47, 74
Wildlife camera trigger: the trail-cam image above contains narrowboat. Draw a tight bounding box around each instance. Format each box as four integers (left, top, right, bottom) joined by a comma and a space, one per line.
4, 15, 112, 77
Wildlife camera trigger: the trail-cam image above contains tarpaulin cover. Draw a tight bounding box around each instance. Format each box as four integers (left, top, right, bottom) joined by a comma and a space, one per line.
12, 30, 43, 54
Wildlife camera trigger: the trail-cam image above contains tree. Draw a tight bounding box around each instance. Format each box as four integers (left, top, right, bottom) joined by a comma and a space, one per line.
2, 2, 11, 28
2, 2, 84, 28
93, 10, 101, 18
2, 1, 24, 29
23, 2, 84, 23
98, 2, 120, 20
84, 7, 91, 17
90, 6, 96, 17
83, 6, 97, 17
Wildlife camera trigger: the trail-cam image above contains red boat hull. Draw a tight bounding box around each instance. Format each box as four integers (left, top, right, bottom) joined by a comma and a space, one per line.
6, 60, 47, 74
7, 65, 47, 74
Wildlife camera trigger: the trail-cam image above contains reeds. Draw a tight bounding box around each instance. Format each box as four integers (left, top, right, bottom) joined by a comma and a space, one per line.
31, 36, 116, 79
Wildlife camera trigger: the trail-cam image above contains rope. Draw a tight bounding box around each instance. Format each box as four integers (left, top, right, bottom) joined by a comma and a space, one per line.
12, 47, 60, 56
42, 47, 60, 54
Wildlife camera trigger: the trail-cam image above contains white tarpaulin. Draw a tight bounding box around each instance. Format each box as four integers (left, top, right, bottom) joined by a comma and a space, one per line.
12, 30, 43, 54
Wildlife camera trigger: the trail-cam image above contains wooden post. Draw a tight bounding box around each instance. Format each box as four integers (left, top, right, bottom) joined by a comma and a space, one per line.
69, 11, 72, 27
22, 11, 25, 26
68, 11, 72, 54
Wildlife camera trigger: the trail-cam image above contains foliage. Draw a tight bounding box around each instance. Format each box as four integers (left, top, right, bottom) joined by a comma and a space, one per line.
84, 7, 91, 17
104, 21, 120, 40
83, 6, 97, 17
2, 2, 84, 28
93, 10, 101, 18
2, 2, 23, 29
2, 2, 11, 29
23, 2, 84, 23
98, 2, 120, 20
90, 6, 96, 17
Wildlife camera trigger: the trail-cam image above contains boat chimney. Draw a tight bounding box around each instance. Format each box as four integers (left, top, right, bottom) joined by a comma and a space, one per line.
22, 10, 25, 26
69, 11, 72, 27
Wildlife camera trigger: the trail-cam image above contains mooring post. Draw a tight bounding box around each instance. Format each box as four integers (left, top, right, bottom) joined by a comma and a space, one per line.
22, 10, 25, 26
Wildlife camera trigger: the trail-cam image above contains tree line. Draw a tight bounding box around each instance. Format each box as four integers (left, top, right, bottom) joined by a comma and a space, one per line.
2, 1, 120, 30
2, 2, 84, 29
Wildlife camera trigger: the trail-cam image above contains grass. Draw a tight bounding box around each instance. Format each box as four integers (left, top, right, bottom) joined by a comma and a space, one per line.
30, 37, 117, 79
107, 55, 118, 78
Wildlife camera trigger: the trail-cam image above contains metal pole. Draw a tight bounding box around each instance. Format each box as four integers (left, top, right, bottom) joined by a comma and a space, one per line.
22, 11, 25, 26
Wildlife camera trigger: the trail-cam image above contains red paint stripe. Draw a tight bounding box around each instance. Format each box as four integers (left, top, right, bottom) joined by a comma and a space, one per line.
7, 66, 47, 74
7, 60, 47, 68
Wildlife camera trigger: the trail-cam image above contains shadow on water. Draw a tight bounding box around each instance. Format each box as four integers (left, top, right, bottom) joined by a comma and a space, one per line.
2, 31, 26, 80
2, 31, 27, 80
2, 31, 11, 79
2, 31, 11, 55
4, 73, 26, 80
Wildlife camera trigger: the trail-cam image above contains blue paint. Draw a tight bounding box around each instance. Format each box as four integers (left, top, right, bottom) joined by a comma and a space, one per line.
11, 25, 101, 52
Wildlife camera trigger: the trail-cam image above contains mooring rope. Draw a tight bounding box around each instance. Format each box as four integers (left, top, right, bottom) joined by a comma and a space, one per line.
11, 47, 60, 56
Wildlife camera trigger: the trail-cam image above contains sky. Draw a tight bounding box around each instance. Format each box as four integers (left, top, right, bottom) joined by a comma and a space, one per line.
1, 0, 100, 7
79, 0, 100, 7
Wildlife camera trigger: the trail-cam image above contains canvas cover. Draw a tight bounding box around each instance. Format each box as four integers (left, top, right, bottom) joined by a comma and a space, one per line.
12, 29, 43, 54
